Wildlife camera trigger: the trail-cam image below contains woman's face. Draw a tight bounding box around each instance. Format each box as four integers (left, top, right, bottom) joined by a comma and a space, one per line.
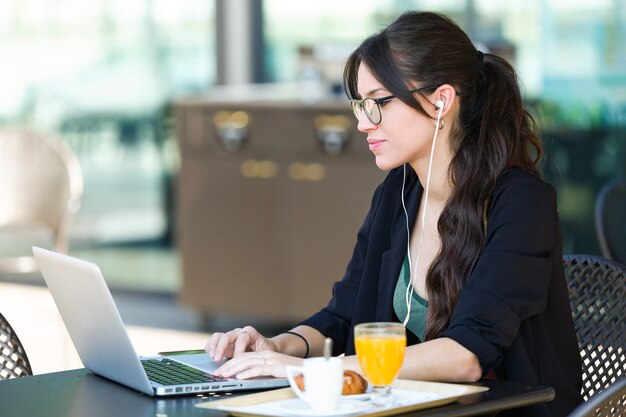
355, 64, 438, 171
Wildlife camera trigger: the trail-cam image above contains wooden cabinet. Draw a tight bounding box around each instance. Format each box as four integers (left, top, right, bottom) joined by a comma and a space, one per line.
174, 85, 385, 321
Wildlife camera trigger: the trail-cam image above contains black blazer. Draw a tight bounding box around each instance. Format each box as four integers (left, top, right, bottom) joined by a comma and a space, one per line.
299, 167, 582, 417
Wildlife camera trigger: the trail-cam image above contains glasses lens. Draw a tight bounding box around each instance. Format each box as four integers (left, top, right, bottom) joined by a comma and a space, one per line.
350, 100, 362, 120
362, 99, 381, 124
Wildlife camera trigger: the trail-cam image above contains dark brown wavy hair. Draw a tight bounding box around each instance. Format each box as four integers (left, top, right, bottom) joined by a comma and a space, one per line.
343, 11, 543, 340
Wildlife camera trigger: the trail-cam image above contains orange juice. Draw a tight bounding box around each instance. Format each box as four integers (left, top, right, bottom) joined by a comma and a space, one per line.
354, 334, 406, 386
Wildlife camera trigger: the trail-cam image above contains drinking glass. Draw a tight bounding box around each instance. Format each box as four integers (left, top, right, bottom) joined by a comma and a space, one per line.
354, 322, 406, 406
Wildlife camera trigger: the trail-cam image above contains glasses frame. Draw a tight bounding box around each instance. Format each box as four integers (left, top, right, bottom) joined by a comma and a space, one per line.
349, 85, 441, 125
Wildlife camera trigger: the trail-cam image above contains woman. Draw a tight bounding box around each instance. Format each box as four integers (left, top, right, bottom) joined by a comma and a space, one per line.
205, 11, 582, 417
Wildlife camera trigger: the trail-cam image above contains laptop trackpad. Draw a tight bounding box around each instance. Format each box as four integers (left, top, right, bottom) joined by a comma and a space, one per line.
173, 354, 228, 373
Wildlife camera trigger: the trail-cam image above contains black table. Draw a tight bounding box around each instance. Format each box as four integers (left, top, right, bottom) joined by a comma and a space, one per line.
0, 369, 554, 417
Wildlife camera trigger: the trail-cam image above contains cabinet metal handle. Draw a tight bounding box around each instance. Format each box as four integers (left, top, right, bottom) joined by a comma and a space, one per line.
314, 115, 351, 156
213, 110, 250, 152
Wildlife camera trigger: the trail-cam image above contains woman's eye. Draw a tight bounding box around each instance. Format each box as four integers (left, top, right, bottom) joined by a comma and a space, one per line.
378, 99, 393, 107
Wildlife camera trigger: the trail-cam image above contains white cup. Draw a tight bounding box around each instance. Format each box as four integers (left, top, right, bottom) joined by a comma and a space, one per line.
285, 357, 343, 411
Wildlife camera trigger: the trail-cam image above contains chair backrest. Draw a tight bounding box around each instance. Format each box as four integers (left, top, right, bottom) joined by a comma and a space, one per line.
0, 126, 83, 273
0, 312, 32, 379
568, 377, 626, 417
563, 255, 626, 402
595, 178, 626, 265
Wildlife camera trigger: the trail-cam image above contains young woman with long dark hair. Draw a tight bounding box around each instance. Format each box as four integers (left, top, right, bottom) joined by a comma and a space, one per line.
205, 11, 582, 417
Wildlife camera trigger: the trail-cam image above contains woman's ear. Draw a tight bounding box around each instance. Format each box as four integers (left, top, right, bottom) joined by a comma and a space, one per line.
434, 84, 457, 117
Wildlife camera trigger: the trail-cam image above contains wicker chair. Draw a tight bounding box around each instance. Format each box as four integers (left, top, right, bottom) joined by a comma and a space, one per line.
0, 126, 83, 274
595, 178, 626, 265
0, 312, 32, 379
563, 254, 626, 415
568, 377, 626, 417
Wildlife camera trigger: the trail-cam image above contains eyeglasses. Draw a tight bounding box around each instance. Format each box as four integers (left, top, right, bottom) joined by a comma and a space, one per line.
349, 85, 440, 125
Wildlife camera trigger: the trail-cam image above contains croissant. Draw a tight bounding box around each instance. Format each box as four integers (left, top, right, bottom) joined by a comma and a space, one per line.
294, 370, 368, 395
342, 370, 368, 395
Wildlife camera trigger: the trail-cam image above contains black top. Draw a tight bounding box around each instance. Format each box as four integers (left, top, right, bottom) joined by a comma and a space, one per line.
299, 167, 582, 417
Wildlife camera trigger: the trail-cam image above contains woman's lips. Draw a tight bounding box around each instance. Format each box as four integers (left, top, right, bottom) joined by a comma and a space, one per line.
368, 139, 385, 151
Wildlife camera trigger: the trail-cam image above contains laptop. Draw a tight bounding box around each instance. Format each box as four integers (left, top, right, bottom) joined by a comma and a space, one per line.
33, 246, 289, 396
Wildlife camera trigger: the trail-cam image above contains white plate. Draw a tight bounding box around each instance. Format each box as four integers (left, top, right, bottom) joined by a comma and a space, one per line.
341, 387, 372, 401
341, 392, 371, 401
279, 398, 372, 416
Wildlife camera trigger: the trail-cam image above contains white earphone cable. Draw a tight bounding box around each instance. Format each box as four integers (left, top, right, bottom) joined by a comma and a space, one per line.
402, 103, 444, 328
400, 164, 412, 327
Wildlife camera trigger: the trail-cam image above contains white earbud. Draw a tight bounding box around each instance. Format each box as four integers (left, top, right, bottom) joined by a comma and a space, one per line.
435, 99, 445, 110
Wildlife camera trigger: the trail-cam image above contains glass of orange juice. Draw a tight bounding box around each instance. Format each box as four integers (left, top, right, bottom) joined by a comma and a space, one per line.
354, 322, 406, 406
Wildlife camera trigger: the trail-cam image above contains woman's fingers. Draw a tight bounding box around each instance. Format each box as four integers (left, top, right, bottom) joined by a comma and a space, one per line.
218, 355, 268, 379
206, 329, 236, 361
233, 327, 255, 356
204, 332, 224, 358
213, 328, 244, 361
214, 352, 303, 379
206, 327, 262, 361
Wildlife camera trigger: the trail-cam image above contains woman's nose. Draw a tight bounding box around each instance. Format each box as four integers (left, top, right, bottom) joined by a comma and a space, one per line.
356, 113, 377, 132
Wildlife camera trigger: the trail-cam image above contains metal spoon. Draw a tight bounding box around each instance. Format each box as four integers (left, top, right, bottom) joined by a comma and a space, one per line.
324, 337, 332, 360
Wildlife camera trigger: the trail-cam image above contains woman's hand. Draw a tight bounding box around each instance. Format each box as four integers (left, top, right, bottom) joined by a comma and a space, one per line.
213, 351, 303, 379
205, 326, 278, 362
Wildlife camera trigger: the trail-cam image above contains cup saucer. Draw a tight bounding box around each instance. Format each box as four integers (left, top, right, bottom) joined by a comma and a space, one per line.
342, 389, 372, 401
279, 398, 372, 416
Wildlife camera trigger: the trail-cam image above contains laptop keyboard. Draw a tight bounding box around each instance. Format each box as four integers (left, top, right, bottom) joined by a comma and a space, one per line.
141, 358, 225, 386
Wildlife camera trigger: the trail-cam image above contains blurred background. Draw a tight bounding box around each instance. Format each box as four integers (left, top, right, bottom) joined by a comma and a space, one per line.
1, 0, 624, 374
